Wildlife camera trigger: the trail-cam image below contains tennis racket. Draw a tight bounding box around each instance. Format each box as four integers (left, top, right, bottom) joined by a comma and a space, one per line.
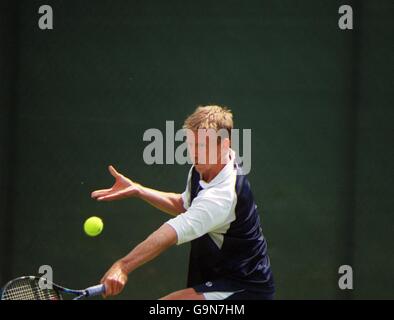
1, 276, 106, 300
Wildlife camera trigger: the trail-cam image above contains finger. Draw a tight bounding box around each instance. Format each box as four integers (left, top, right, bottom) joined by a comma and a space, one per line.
91, 189, 112, 198
105, 280, 113, 297
106, 277, 119, 296
115, 275, 123, 295
101, 285, 108, 298
100, 273, 113, 298
97, 191, 126, 201
108, 165, 121, 178
110, 279, 119, 296
116, 281, 124, 295
113, 282, 120, 296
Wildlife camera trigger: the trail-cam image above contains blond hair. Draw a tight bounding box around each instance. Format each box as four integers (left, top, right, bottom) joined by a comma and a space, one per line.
183, 105, 233, 136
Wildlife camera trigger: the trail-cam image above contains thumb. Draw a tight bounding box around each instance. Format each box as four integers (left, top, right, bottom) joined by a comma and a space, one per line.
97, 191, 126, 201
108, 165, 121, 178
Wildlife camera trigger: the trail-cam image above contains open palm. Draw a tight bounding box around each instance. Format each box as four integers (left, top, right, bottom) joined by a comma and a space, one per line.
91, 165, 140, 201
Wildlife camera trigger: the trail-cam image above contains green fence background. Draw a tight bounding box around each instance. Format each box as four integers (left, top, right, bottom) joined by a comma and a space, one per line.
1, 0, 393, 299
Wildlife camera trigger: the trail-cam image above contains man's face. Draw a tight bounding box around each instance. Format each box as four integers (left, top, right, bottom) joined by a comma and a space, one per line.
186, 129, 229, 175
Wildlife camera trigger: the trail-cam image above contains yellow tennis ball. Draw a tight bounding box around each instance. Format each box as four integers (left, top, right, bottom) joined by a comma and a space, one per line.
84, 216, 104, 237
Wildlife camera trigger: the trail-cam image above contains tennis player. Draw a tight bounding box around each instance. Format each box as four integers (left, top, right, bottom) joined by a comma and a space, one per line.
92, 105, 275, 300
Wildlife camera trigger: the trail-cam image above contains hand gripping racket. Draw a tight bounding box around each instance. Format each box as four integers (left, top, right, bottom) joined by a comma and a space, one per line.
1, 276, 106, 300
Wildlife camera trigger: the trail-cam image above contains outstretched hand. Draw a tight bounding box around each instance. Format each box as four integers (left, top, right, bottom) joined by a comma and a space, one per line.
91, 165, 140, 201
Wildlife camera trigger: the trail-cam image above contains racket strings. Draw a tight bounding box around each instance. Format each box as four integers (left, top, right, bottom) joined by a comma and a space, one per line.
2, 278, 60, 300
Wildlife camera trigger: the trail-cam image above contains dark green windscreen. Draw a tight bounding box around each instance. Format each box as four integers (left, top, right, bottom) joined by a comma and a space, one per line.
0, 0, 393, 299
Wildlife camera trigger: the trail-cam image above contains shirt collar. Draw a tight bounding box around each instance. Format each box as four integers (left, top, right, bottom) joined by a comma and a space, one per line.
198, 149, 236, 189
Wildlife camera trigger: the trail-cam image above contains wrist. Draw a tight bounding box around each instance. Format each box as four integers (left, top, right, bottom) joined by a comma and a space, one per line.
115, 259, 129, 275
134, 183, 145, 198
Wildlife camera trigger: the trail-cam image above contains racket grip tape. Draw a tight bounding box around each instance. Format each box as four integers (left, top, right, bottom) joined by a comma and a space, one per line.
85, 284, 106, 296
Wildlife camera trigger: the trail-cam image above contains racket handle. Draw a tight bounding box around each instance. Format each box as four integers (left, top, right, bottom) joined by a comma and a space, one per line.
85, 284, 106, 296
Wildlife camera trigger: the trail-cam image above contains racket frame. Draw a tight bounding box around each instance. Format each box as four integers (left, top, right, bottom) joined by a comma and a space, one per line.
1, 276, 105, 300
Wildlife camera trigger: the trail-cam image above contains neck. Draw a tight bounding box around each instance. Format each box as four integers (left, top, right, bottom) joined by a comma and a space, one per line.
201, 151, 231, 182
202, 163, 227, 182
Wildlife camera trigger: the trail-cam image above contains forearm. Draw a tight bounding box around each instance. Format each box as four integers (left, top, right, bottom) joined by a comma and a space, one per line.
118, 223, 177, 274
137, 185, 185, 216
